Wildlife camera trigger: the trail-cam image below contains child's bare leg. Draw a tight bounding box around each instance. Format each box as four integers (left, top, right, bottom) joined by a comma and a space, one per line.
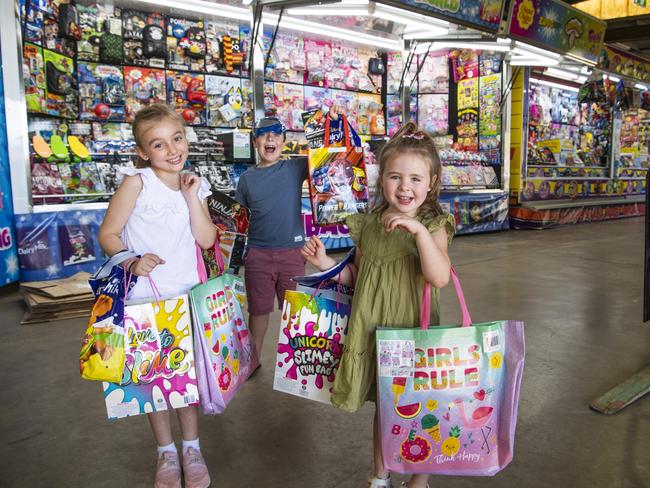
148, 410, 173, 446
249, 313, 270, 357
407, 474, 430, 488
373, 409, 390, 479
176, 405, 199, 441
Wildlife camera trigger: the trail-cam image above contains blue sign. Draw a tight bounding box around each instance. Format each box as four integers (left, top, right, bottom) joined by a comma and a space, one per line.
440, 191, 509, 234
0, 38, 19, 285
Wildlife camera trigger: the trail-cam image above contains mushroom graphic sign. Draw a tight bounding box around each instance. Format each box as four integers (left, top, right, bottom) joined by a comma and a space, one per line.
565, 18, 583, 49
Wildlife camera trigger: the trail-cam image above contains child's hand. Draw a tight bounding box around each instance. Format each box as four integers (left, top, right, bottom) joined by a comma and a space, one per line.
129, 253, 165, 277
301, 236, 330, 270
180, 172, 201, 200
381, 212, 427, 236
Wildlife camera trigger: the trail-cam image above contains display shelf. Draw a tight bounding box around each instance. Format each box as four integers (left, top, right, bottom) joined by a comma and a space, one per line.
33, 202, 108, 213
522, 194, 645, 210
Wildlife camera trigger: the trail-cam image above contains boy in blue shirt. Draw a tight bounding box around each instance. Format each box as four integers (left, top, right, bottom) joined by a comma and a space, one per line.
235, 117, 308, 361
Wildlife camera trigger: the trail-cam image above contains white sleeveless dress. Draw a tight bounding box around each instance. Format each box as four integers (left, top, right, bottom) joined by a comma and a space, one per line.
118, 167, 211, 302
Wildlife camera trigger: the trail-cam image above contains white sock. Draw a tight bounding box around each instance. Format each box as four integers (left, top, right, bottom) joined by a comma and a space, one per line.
182, 438, 200, 453
157, 442, 177, 455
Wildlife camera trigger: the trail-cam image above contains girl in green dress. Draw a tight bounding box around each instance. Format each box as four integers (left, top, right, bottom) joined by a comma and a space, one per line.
302, 122, 455, 488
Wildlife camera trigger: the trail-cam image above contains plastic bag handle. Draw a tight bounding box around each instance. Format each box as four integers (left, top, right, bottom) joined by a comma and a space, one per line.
323, 113, 351, 148
420, 266, 472, 330
93, 250, 138, 280
195, 236, 225, 284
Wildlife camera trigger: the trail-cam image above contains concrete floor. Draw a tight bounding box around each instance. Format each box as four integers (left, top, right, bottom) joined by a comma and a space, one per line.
1, 218, 649, 488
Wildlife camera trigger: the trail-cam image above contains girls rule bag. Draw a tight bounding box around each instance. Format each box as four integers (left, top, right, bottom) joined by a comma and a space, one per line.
376, 268, 524, 476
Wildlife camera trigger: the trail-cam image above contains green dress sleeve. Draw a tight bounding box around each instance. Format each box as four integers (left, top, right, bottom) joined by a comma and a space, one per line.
425, 213, 456, 245
344, 213, 368, 245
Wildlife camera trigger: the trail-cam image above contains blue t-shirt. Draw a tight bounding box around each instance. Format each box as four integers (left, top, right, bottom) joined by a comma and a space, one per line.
235, 158, 308, 249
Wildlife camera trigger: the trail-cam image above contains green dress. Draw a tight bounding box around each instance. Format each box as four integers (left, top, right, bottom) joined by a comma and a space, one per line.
331, 210, 456, 413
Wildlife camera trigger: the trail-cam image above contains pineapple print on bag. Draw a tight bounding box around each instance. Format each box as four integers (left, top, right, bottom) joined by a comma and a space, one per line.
441, 426, 462, 456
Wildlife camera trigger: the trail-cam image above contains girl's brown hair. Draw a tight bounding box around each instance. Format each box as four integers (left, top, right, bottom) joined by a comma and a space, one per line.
132, 104, 186, 168
375, 121, 444, 220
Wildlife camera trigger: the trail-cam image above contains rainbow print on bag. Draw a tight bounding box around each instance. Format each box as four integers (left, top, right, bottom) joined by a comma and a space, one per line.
103, 295, 198, 420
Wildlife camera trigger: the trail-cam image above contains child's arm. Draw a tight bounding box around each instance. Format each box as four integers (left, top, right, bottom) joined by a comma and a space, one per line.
98, 175, 165, 276
382, 213, 451, 288
301, 236, 359, 287
180, 172, 218, 249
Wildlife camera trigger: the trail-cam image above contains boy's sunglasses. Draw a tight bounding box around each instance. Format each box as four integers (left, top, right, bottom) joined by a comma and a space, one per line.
254, 122, 285, 138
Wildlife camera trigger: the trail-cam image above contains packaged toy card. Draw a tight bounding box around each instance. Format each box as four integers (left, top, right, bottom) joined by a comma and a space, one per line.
58, 162, 104, 196
92, 122, 135, 154
23, 43, 47, 114
450, 49, 479, 83
205, 19, 245, 75
166, 17, 206, 72
418, 94, 449, 136
195, 163, 235, 193
356, 46, 382, 93
479, 74, 502, 151
31, 160, 65, 205
273, 290, 351, 404
206, 190, 250, 234
43, 49, 78, 119
304, 86, 332, 112
357, 93, 384, 135
263, 81, 276, 117
308, 145, 369, 225
96, 157, 133, 195
457, 109, 479, 152
166, 71, 206, 126
328, 41, 358, 90
122, 9, 166, 68
103, 295, 199, 420
419, 53, 449, 94
124, 67, 166, 122
43, 14, 76, 58
23, 0, 46, 45
332, 90, 359, 130
240, 79, 254, 128
387, 94, 402, 137
304, 37, 332, 87
458, 78, 479, 110
205, 75, 243, 128
77, 3, 103, 62
78, 63, 125, 121
480, 51, 503, 77
273, 83, 305, 131
266, 30, 304, 84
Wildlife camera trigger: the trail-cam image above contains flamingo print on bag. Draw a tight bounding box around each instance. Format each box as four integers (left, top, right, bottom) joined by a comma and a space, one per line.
452, 398, 494, 454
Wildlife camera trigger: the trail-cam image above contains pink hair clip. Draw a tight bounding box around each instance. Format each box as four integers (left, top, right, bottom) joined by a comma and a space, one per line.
403, 130, 426, 140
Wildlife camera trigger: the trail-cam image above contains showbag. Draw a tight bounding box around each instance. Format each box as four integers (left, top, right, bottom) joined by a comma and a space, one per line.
273, 290, 350, 404
80, 251, 137, 383
376, 269, 524, 476
190, 272, 258, 414
308, 146, 369, 226
102, 294, 199, 420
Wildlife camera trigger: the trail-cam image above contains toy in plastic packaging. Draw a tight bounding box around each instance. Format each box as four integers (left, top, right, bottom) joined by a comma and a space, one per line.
124, 67, 166, 122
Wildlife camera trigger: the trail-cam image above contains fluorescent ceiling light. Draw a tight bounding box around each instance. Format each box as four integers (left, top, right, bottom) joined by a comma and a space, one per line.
510, 57, 559, 66
530, 78, 579, 92
263, 12, 402, 50
635, 83, 648, 90
374, 3, 449, 30
513, 41, 561, 60
138, 0, 251, 21
287, 6, 369, 16
607, 75, 621, 82
545, 67, 579, 81
414, 41, 510, 54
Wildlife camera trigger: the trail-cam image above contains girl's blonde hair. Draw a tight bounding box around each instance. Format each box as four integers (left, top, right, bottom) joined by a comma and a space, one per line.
132, 104, 186, 168
375, 121, 444, 220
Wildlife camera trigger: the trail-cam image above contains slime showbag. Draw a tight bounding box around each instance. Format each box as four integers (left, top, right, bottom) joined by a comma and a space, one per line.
274, 290, 350, 404
190, 272, 258, 414
103, 295, 199, 420
377, 270, 524, 476
308, 146, 369, 226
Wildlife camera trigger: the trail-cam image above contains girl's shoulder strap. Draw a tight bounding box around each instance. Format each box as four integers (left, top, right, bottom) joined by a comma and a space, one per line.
116, 166, 153, 188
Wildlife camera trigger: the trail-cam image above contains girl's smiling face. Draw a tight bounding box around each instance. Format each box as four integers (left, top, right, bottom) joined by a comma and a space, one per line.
381, 152, 435, 217
135, 117, 188, 174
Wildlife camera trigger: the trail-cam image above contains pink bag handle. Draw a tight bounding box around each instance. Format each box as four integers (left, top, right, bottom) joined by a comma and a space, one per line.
420, 266, 472, 330
195, 236, 225, 284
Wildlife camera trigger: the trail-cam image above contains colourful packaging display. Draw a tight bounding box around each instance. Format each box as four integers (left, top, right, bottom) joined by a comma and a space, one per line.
274, 290, 350, 404
103, 294, 199, 420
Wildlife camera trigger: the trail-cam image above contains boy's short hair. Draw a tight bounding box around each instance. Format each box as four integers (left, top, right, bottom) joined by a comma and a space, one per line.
253, 117, 286, 139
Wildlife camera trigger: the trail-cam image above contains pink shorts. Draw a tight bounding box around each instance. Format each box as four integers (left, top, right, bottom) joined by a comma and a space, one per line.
244, 247, 306, 315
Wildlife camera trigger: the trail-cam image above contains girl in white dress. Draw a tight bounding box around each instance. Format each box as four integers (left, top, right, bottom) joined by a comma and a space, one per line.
99, 104, 217, 488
